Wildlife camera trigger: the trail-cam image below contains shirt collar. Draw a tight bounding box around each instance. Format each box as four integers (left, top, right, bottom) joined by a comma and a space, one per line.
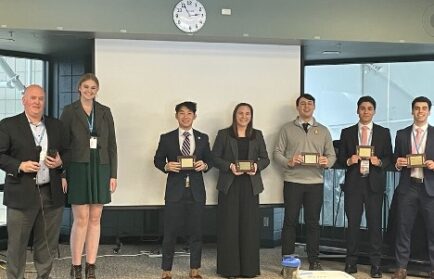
358, 122, 373, 130
297, 117, 314, 126
25, 113, 44, 126
413, 123, 428, 132
179, 128, 193, 137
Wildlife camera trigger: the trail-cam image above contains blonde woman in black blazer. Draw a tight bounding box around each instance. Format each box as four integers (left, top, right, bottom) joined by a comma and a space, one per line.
212, 103, 270, 278
60, 73, 117, 279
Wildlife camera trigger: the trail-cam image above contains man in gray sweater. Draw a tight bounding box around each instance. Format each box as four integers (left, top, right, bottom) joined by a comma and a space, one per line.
274, 93, 336, 270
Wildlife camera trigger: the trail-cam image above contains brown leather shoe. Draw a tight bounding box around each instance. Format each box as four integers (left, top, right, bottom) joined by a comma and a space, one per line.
189, 269, 203, 278
161, 272, 172, 279
391, 268, 407, 279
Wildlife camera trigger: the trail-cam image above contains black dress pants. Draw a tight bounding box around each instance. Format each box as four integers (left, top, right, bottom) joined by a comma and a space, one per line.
344, 177, 383, 266
395, 182, 434, 269
281, 182, 323, 263
217, 176, 260, 277
162, 188, 204, 271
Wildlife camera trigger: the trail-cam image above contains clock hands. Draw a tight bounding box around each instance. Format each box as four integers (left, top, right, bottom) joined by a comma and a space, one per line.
182, 3, 192, 17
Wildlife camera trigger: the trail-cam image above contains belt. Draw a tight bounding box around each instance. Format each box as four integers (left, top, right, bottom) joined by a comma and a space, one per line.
37, 182, 50, 188
410, 177, 424, 184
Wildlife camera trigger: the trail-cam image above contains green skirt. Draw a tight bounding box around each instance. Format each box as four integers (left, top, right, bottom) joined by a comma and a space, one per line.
67, 149, 111, 205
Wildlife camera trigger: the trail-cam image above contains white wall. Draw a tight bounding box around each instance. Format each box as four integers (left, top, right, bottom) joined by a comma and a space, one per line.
95, 39, 300, 206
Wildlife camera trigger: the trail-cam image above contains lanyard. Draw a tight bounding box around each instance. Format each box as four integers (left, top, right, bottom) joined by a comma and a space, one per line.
412, 129, 426, 154
358, 127, 373, 145
30, 123, 46, 147
87, 108, 95, 133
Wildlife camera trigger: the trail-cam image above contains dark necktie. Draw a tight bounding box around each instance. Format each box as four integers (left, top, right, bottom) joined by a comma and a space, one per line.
302, 123, 309, 133
181, 131, 190, 156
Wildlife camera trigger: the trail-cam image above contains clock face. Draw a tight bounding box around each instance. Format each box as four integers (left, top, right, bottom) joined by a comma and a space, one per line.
173, 0, 206, 33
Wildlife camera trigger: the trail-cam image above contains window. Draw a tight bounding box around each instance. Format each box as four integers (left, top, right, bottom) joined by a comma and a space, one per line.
0, 55, 45, 184
306, 62, 434, 141
305, 61, 434, 230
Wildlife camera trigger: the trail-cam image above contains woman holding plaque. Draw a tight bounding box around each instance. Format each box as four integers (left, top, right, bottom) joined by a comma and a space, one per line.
61, 73, 117, 279
212, 103, 270, 278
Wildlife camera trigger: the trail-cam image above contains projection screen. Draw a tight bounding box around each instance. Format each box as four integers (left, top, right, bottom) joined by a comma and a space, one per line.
95, 39, 300, 206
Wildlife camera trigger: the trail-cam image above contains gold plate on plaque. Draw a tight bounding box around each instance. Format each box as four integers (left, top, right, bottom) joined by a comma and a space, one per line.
177, 155, 196, 170
301, 152, 319, 166
406, 154, 425, 168
357, 145, 374, 159
236, 160, 254, 172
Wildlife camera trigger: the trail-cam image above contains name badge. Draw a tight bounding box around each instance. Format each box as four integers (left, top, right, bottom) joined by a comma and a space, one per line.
360, 159, 370, 176
39, 150, 47, 162
90, 137, 98, 149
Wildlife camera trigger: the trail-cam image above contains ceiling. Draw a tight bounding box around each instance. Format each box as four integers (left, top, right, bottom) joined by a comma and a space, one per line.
0, 29, 93, 58
1, 29, 434, 62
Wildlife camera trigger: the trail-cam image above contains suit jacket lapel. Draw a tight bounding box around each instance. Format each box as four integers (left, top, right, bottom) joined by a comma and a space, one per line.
351, 125, 359, 147
94, 102, 105, 136
18, 113, 37, 148
371, 124, 378, 147
72, 101, 89, 133
229, 135, 238, 161
192, 129, 205, 155
44, 116, 52, 148
406, 126, 413, 154
175, 128, 182, 156
192, 129, 198, 155
425, 125, 434, 155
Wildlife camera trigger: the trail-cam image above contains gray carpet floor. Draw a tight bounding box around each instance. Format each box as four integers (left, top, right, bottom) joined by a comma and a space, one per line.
0, 244, 427, 279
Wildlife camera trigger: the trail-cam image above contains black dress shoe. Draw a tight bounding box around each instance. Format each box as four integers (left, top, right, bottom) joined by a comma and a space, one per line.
370, 265, 382, 278
309, 261, 323, 270
344, 263, 357, 274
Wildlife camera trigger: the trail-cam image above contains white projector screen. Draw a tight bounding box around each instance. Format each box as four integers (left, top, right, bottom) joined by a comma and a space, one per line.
95, 39, 300, 206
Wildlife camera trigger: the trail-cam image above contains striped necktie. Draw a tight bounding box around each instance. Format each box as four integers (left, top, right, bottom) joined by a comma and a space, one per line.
181, 131, 190, 156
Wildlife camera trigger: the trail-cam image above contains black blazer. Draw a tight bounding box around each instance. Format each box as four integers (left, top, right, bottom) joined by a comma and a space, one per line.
338, 123, 393, 193
394, 125, 434, 197
212, 128, 270, 195
0, 113, 66, 209
60, 100, 117, 178
154, 128, 213, 203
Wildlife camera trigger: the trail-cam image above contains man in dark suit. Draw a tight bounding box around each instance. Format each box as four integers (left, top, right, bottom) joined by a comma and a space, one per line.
0, 85, 66, 279
154, 101, 212, 279
392, 96, 434, 279
339, 96, 392, 278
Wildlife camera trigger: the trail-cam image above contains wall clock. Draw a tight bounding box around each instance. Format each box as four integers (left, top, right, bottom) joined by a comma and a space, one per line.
173, 0, 207, 33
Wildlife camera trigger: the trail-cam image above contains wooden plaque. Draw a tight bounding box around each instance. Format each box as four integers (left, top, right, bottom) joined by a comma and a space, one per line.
301, 152, 320, 166
406, 154, 425, 168
235, 160, 254, 172
177, 155, 196, 170
357, 145, 374, 159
